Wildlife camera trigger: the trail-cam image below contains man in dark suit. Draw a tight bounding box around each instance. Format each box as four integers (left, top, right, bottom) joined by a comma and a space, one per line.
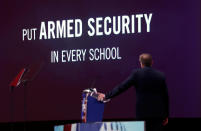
98, 53, 169, 131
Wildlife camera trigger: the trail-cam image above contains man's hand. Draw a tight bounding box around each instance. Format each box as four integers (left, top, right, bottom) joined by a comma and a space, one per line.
162, 117, 168, 126
97, 93, 105, 101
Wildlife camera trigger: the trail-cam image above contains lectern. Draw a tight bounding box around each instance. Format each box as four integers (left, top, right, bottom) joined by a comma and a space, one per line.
81, 88, 105, 122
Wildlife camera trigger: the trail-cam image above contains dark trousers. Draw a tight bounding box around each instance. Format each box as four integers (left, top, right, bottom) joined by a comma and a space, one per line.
145, 119, 165, 131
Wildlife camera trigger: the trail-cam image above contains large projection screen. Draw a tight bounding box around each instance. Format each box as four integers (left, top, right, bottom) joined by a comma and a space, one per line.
0, 0, 200, 122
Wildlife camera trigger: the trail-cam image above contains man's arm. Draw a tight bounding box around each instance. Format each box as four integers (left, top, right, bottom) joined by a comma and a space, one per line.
105, 74, 135, 99
163, 78, 169, 118
98, 71, 137, 101
162, 77, 169, 126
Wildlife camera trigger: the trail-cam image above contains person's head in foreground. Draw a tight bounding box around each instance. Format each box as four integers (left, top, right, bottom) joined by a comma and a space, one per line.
139, 53, 153, 68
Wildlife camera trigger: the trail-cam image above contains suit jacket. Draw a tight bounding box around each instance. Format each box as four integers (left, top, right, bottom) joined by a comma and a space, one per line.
105, 67, 169, 119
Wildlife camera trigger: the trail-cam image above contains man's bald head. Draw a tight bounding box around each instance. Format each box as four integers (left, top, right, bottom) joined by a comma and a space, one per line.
139, 53, 153, 67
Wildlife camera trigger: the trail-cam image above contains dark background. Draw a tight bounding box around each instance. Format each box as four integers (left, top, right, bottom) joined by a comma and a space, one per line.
0, 0, 200, 123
